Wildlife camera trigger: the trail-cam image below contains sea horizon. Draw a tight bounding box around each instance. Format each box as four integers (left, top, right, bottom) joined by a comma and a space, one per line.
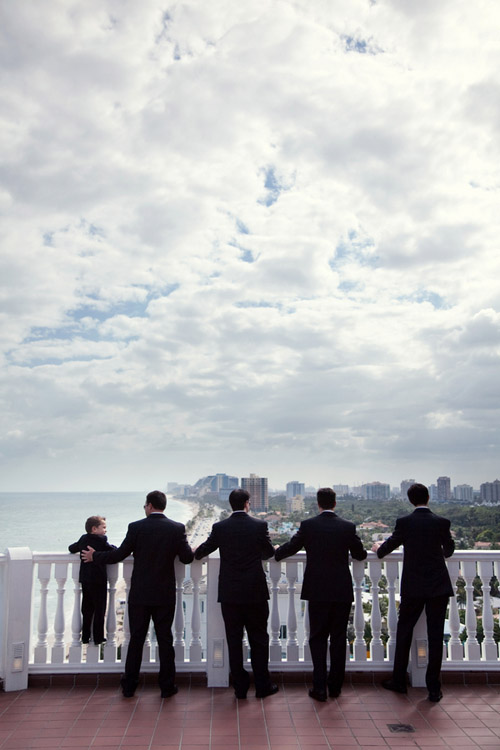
0, 491, 197, 553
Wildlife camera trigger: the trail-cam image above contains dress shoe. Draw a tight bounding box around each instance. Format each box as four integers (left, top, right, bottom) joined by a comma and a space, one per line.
161, 686, 178, 698
381, 679, 407, 694
234, 690, 247, 699
308, 688, 327, 702
122, 689, 135, 698
328, 688, 341, 698
428, 690, 443, 702
255, 683, 279, 698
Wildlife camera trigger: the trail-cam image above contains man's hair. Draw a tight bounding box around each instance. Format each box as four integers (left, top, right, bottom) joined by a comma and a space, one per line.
85, 515, 105, 534
317, 487, 336, 509
407, 483, 429, 506
146, 490, 167, 511
229, 488, 250, 511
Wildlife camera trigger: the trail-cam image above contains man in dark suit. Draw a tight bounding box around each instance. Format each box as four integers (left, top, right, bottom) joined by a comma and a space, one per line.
194, 488, 278, 699
275, 487, 367, 701
82, 490, 194, 698
373, 483, 454, 702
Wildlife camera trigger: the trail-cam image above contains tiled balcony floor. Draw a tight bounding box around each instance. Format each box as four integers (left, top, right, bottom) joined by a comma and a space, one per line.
1, 680, 499, 750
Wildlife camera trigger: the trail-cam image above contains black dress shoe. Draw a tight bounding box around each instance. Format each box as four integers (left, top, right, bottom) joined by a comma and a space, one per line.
381, 679, 407, 694
328, 688, 341, 698
255, 683, 279, 698
428, 690, 443, 702
161, 686, 178, 698
308, 688, 327, 702
234, 690, 247, 699
122, 689, 135, 698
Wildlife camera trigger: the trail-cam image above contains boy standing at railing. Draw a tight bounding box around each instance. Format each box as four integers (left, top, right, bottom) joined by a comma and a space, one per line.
69, 516, 116, 645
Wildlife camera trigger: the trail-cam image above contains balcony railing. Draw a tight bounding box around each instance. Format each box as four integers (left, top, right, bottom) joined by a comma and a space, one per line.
1, 548, 499, 691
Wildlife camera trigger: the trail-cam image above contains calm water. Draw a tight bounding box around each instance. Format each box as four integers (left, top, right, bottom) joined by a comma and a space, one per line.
0, 492, 195, 552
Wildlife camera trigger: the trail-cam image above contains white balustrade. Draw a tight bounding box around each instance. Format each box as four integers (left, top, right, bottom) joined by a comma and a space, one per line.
1, 548, 499, 692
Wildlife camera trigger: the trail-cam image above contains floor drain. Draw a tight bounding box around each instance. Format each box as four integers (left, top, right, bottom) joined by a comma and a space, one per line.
388, 724, 415, 733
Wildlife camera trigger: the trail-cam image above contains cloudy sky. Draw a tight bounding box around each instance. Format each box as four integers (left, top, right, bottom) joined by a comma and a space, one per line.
1, 0, 500, 492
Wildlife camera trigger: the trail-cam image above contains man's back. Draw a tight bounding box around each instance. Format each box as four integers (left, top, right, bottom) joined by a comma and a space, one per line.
275, 512, 367, 602
195, 512, 275, 602
377, 508, 454, 598
95, 514, 194, 604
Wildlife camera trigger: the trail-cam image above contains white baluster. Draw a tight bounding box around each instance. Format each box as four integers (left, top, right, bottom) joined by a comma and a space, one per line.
462, 559, 481, 661
103, 563, 119, 662
189, 560, 203, 663
368, 559, 384, 662
68, 561, 82, 663
303, 600, 311, 663
121, 558, 133, 664
34, 562, 52, 664
446, 559, 462, 661
51, 562, 68, 663
285, 561, 299, 662
352, 560, 367, 662
479, 559, 498, 661
384, 560, 399, 663
269, 560, 282, 662
174, 560, 186, 662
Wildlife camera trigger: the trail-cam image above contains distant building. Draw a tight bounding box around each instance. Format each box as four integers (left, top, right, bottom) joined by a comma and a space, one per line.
286, 495, 305, 514
361, 482, 390, 500
400, 479, 416, 499
437, 476, 451, 502
333, 484, 350, 497
480, 480, 500, 504
192, 473, 238, 499
286, 481, 305, 499
429, 484, 438, 502
454, 484, 474, 502
241, 474, 268, 512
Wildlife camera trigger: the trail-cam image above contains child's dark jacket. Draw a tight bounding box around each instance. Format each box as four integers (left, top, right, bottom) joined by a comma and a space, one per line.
68, 534, 116, 586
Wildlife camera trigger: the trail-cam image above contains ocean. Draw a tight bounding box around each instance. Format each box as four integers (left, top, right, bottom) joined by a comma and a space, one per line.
0, 492, 195, 553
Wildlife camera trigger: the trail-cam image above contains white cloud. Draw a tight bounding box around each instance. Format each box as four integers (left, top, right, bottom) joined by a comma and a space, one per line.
1, 0, 500, 491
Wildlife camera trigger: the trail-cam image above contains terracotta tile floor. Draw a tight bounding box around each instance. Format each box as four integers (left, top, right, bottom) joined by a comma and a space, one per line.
1, 681, 499, 750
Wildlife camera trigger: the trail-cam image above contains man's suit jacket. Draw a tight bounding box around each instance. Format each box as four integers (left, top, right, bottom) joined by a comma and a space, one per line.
275, 512, 367, 602
93, 514, 194, 605
376, 507, 454, 599
194, 512, 275, 603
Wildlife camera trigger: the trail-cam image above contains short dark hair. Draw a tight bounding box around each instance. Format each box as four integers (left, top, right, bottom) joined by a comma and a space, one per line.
317, 487, 336, 509
229, 488, 250, 511
146, 490, 167, 511
85, 515, 105, 533
407, 483, 429, 506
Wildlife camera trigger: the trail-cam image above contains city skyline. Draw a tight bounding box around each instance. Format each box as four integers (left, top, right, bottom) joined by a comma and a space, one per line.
2, 1, 500, 492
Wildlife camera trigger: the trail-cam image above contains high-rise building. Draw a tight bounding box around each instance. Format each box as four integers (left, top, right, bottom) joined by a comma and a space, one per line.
400, 479, 416, 499
454, 484, 474, 502
241, 474, 268, 512
286, 481, 305, 499
437, 476, 451, 502
333, 484, 350, 497
480, 480, 500, 504
361, 482, 390, 500
286, 495, 305, 514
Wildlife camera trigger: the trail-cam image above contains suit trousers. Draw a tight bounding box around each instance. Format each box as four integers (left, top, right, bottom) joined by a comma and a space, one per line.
392, 594, 449, 693
123, 602, 176, 693
308, 601, 352, 694
81, 582, 107, 645
220, 601, 271, 695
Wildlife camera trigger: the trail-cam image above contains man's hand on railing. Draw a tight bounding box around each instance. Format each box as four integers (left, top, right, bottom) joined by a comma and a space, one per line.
371, 541, 382, 553
81, 546, 95, 563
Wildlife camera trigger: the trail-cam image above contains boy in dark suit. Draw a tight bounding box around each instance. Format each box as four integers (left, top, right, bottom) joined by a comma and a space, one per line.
195, 488, 277, 700
374, 482, 454, 701
275, 487, 367, 701
69, 516, 116, 645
